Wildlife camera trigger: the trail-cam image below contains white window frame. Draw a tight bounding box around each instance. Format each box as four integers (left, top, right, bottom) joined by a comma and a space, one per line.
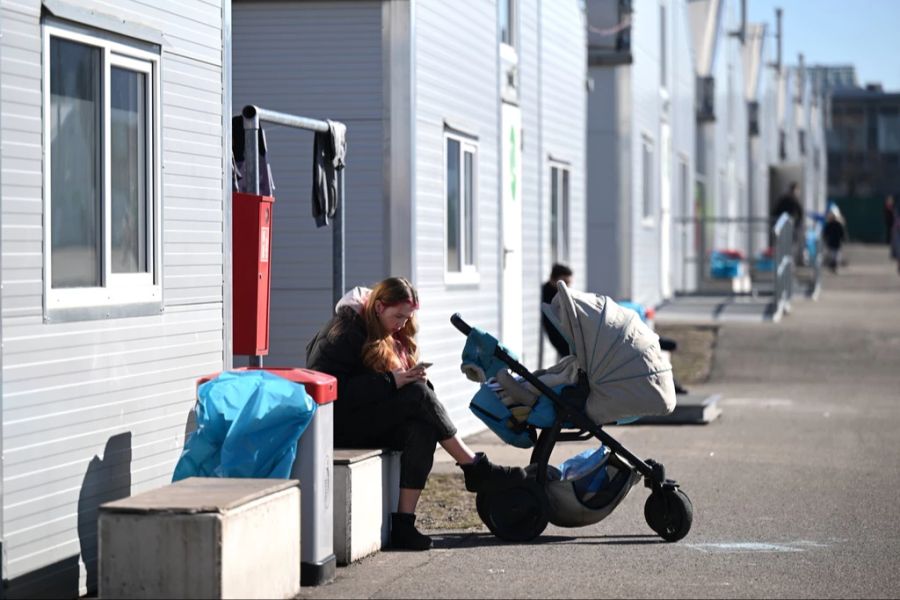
42, 23, 162, 317
641, 135, 656, 226
549, 162, 571, 266
444, 132, 479, 284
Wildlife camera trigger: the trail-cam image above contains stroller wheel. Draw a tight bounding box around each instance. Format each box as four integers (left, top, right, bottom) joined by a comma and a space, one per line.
644, 488, 693, 542
476, 482, 549, 543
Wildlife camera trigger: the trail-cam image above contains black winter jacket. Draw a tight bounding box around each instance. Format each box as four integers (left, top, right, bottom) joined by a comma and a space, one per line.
305, 307, 398, 419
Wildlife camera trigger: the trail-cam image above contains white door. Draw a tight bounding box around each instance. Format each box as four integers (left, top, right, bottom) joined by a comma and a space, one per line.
501, 102, 523, 354
660, 122, 672, 298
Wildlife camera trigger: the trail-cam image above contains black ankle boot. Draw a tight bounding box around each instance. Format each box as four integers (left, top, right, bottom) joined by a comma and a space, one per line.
460, 452, 527, 493
390, 512, 432, 551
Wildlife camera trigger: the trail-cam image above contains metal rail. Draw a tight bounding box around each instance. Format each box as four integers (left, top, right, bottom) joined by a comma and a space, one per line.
240, 105, 346, 366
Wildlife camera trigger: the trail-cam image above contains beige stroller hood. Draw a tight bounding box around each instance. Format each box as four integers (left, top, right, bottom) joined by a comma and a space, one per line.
546, 282, 676, 425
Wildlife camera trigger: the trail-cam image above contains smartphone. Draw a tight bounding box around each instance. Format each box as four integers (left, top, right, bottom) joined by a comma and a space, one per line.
414, 361, 433, 370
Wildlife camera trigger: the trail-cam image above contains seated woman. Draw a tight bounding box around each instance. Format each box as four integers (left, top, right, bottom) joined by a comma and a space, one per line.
306, 277, 526, 551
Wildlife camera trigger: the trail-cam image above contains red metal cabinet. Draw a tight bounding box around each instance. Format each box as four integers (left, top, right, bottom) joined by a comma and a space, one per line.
232, 192, 274, 356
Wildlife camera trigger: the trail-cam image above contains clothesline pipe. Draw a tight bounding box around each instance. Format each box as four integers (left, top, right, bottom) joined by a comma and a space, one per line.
238, 104, 348, 362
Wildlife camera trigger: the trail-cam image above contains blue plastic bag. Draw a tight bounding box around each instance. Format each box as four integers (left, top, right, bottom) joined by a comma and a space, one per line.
173, 370, 317, 481
558, 446, 611, 496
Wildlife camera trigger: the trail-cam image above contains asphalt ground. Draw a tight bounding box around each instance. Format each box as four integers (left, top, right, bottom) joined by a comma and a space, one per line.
301, 244, 900, 599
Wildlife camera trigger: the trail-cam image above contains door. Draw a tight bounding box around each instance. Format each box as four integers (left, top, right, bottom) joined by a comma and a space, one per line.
501, 102, 523, 354
660, 122, 672, 298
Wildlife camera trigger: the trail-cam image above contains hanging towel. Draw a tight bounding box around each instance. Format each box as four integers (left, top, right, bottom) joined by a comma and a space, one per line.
232, 115, 275, 196
312, 119, 347, 227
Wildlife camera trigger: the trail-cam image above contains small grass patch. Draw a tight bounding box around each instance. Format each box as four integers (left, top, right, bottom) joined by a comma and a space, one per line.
654, 324, 719, 385
416, 473, 483, 531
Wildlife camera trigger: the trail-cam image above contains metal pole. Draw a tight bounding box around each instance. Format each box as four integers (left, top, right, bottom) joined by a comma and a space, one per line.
333, 169, 345, 307
238, 105, 345, 366
242, 109, 262, 368
242, 109, 260, 196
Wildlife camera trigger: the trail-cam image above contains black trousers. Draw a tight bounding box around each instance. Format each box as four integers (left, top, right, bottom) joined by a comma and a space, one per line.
334, 381, 457, 490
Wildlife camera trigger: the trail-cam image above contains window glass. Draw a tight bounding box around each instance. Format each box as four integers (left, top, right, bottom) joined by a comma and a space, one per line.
446, 138, 461, 272
562, 169, 570, 262
111, 67, 149, 274
50, 37, 102, 288
500, 0, 515, 46
550, 167, 559, 264
642, 140, 654, 220
464, 150, 475, 266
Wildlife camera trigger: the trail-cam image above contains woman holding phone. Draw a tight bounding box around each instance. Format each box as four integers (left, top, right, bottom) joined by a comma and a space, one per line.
306, 277, 525, 551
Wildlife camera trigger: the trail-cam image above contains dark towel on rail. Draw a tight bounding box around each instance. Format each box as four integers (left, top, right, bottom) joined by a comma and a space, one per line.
312, 119, 347, 227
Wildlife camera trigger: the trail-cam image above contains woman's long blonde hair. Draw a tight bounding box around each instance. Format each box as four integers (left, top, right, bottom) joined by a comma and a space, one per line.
361, 277, 420, 373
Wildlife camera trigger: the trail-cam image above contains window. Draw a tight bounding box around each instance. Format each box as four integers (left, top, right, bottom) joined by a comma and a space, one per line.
878, 109, 900, 152
679, 157, 690, 219
500, 0, 517, 49
445, 134, 477, 278
44, 24, 160, 316
550, 164, 570, 265
641, 136, 655, 223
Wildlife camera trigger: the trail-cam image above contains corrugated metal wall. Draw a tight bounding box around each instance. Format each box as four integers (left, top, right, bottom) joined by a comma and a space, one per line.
0, 0, 226, 596
411, 0, 500, 436
231, 0, 387, 367
411, 1, 587, 434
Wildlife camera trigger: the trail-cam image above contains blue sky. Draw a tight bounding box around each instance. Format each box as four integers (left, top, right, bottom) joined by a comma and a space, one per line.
746, 0, 900, 91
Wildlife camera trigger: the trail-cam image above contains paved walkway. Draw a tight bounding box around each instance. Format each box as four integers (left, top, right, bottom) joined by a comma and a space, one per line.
303, 244, 900, 599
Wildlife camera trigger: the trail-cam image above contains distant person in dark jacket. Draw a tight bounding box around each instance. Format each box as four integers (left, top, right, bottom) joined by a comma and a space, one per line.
884, 195, 895, 245
891, 196, 900, 275
541, 263, 573, 359
822, 207, 847, 273
772, 182, 805, 263
306, 277, 525, 551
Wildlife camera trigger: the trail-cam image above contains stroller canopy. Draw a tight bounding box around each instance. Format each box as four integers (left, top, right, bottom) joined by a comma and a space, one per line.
545, 282, 676, 425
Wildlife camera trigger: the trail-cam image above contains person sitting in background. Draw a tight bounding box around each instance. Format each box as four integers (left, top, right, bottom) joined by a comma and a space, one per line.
822, 207, 847, 273
541, 263, 573, 359
305, 277, 526, 551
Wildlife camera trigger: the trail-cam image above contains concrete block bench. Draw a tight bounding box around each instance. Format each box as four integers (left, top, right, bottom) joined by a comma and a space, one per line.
98, 477, 301, 599
333, 448, 400, 565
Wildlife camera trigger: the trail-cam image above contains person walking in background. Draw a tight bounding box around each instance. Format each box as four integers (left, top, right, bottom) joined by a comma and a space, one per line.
541, 263, 573, 360
772, 182, 805, 263
891, 196, 900, 275
884, 195, 895, 246
823, 206, 847, 273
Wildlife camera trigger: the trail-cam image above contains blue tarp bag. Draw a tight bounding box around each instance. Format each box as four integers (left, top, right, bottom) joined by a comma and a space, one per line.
173, 370, 317, 481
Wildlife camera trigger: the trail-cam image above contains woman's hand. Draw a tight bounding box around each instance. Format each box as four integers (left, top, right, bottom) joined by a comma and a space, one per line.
392, 366, 427, 388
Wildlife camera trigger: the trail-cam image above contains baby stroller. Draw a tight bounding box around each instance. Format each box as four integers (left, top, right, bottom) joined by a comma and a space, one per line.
451, 281, 692, 543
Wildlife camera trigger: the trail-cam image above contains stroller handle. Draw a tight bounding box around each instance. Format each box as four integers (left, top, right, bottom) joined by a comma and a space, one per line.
450, 313, 473, 336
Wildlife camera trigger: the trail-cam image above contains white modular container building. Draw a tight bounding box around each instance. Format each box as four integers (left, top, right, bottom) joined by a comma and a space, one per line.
232, 0, 587, 434
586, 0, 697, 306
0, 0, 230, 596
687, 0, 749, 272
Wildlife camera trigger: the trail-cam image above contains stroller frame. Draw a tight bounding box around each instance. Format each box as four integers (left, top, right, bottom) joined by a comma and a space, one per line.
451, 313, 693, 542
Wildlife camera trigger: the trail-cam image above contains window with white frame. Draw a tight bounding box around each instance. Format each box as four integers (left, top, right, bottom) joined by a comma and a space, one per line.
445, 134, 477, 277
641, 136, 655, 222
500, 0, 517, 50
550, 164, 570, 265
44, 24, 160, 315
